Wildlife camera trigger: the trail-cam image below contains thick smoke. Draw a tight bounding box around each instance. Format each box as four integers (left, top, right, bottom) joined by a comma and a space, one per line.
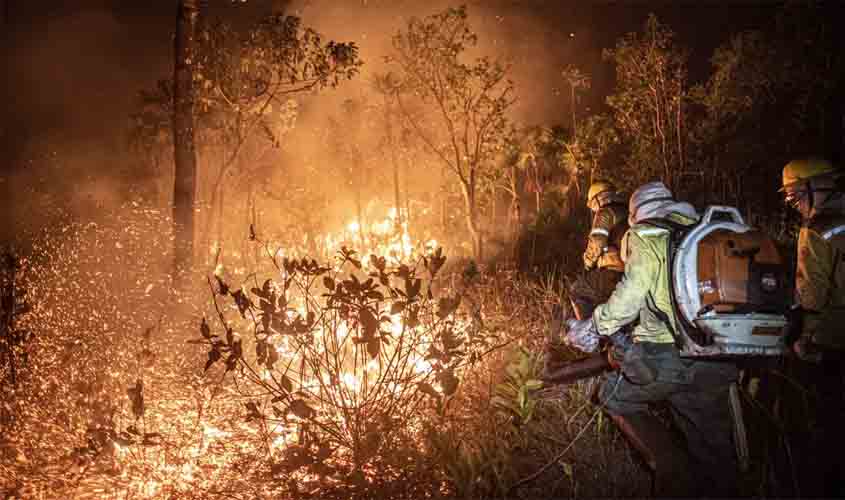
2, 0, 772, 248
4, 4, 172, 244
285, 0, 602, 125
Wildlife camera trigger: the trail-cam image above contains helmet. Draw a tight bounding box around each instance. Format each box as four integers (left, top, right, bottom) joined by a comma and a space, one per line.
628, 181, 674, 224
587, 181, 615, 209
781, 159, 843, 214
781, 158, 838, 191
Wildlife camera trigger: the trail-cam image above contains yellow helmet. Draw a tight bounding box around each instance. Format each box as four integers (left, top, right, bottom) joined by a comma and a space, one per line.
781, 159, 839, 191
587, 181, 615, 205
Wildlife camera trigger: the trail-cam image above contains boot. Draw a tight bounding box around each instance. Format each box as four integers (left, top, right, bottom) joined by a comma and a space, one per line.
611, 412, 695, 497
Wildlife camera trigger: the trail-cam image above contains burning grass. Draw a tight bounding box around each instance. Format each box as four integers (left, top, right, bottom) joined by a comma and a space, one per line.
1, 202, 649, 499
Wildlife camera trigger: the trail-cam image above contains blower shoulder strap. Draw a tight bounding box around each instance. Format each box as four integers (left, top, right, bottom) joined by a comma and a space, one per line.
635, 217, 699, 351
635, 217, 693, 244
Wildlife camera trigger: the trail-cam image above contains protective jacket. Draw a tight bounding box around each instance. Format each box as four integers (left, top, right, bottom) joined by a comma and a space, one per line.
593, 211, 697, 344
796, 210, 845, 350
584, 202, 628, 272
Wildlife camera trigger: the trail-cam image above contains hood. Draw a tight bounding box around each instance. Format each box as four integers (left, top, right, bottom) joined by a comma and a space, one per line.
628, 181, 699, 225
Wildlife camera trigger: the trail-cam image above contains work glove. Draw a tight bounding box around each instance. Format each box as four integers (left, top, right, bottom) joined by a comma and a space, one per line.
583, 252, 598, 271
793, 337, 822, 363
565, 318, 600, 354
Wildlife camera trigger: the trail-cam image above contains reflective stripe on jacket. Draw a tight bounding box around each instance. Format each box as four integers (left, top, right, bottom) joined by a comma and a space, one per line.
585, 203, 628, 271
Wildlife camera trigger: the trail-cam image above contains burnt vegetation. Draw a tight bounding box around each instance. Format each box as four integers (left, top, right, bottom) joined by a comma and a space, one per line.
1, 2, 843, 499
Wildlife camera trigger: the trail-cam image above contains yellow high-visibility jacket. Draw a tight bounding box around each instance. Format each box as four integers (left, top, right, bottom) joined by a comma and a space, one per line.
796, 212, 845, 349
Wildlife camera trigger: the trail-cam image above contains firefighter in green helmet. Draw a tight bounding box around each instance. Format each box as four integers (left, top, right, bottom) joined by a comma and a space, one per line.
566, 182, 739, 497
781, 158, 845, 496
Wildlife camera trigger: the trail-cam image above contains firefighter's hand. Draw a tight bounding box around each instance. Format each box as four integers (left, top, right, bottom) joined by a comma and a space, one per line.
793, 337, 822, 363
565, 318, 600, 353
582, 250, 598, 271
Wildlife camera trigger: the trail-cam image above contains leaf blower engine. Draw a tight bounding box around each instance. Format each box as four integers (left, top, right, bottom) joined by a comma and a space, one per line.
653, 206, 789, 357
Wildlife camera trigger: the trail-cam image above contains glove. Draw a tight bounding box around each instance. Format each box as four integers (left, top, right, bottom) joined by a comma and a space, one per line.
793, 337, 822, 363
583, 238, 603, 271
565, 318, 600, 353
582, 246, 600, 271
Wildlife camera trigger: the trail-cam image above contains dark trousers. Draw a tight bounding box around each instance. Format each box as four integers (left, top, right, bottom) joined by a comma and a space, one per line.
599, 342, 739, 496
788, 357, 845, 497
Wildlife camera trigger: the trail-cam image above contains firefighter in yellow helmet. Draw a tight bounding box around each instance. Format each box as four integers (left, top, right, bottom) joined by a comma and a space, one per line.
781, 158, 845, 497
583, 181, 628, 274
782, 158, 845, 357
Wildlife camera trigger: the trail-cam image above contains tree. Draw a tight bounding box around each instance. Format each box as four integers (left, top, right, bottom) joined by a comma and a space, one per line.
688, 30, 779, 206
688, 3, 845, 215
373, 74, 406, 253
561, 66, 591, 138
604, 15, 689, 190
545, 114, 619, 227
136, 13, 360, 268
389, 6, 515, 260
172, 0, 201, 280
193, 15, 359, 252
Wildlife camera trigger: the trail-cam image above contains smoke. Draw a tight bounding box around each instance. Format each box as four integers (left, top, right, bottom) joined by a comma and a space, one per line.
0, 0, 642, 251
1, 1, 611, 251
285, 0, 602, 125
4, 5, 172, 243
253, 0, 607, 246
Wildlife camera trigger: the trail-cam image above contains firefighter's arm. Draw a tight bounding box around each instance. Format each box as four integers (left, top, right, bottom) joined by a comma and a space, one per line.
795, 227, 833, 340
592, 230, 651, 336
583, 208, 612, 269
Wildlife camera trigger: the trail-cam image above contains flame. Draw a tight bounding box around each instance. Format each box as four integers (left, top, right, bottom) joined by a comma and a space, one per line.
55, 205, 458, 498
323, 207, 438, 268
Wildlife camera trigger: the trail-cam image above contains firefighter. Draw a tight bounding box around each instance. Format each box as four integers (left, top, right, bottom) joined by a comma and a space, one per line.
781, 158, 845, 496
583, 181, 628, 274
565, 182, 739, 497
544, 182, 629, 378
782, 158, 845, 357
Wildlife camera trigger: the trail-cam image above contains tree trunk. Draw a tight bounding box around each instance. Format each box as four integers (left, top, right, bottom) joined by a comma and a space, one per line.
403, 155, 412, 246
393, 160, 402, 253
460, 176, 483, 261
355, 186, 365, 251
386, 109, 404, 257
172, 0, 200, 280
490, 184, 497, 238
509, 194, 520, 262
441, 188, 448, 237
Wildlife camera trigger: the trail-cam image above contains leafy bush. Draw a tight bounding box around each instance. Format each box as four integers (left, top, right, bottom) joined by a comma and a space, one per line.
188, 244, 511, 496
